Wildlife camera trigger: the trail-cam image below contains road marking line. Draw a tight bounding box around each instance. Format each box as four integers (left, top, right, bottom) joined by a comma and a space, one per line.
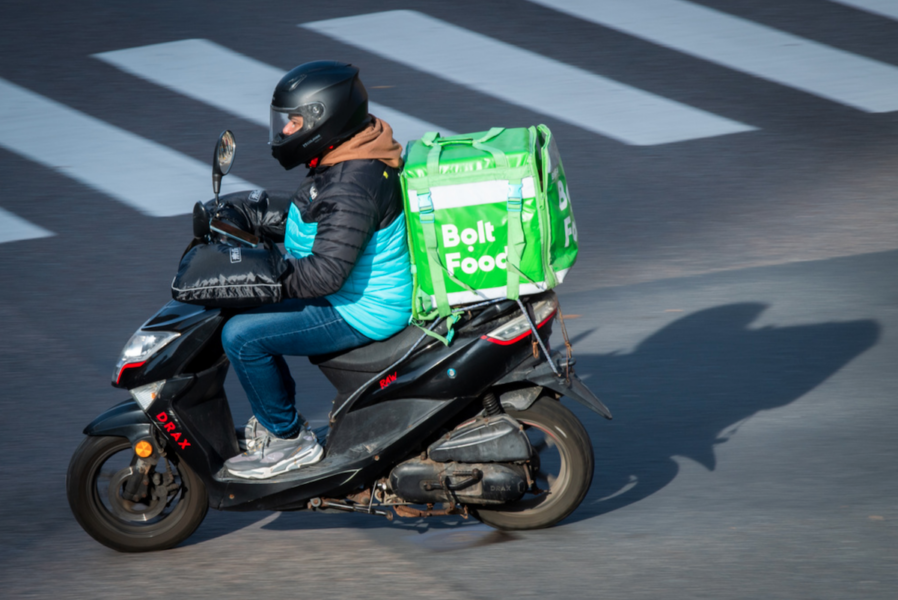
95, 39, 453, 144
0, 207, 53, 245
829, 0, 898, 21
300, 10, 755, 146
0, 78, 255, 217
529, 0, 898, 113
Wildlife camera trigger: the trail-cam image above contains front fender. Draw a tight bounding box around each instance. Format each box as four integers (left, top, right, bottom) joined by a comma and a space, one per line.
84, 399, 153, 443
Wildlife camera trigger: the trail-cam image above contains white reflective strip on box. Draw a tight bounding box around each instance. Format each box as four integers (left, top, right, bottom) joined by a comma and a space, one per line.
408, 177, 537, 213
409, 180, 505, 213
0, 77, 254, 217
95, 39, 453, 144
521, 177, 536, 199
531, 0, 898, 112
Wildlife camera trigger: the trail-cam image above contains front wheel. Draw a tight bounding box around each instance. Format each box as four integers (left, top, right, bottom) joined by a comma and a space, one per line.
66, 435, 208, 552
471, 396, 594, 530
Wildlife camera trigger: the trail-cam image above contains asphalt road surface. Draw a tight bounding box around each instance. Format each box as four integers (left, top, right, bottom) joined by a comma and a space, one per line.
1, 1, 896, 598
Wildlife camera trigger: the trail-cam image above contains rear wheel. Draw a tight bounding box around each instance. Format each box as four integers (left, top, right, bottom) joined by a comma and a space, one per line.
471, 396, 594, 530
66, 435, 208, 552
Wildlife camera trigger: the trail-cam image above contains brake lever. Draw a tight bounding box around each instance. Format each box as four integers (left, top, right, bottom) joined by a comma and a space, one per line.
210, 218, 260, 247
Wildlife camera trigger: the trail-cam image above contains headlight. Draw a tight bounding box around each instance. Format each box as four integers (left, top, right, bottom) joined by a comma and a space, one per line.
485, 296, 558, 344
113, 330, 180, 384
130, 380, 166, 410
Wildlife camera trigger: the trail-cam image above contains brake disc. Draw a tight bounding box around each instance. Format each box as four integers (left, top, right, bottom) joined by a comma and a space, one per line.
106, 466, 170, 522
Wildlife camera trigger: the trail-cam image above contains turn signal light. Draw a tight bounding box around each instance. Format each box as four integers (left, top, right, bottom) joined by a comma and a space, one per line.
134, 440, 154, 458
130, 380, 166, 410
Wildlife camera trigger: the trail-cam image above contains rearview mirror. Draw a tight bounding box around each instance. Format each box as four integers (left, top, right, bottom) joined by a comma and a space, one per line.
212, 130, 236, 202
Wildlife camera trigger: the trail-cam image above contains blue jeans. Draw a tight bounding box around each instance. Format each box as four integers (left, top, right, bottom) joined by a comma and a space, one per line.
221, 297, 372, 438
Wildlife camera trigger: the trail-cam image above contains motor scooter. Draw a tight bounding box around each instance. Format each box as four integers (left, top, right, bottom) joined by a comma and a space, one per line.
66, 131, 612, 552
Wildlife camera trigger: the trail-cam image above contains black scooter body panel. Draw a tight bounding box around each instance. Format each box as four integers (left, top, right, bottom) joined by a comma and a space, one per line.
113, 301, 225, 390
143, 301, 214, 331
87, 291, 605, 513
84, 399, 152, 443
129, 342, 476, 510
143, 334, 535, 510
216, 396, 467, 510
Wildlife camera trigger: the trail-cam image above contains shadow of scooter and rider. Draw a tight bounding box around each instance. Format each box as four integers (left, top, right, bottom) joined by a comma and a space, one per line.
569, 302, 880, 521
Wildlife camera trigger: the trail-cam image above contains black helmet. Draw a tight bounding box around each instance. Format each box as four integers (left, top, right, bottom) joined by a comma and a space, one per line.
269, 61, 371, 170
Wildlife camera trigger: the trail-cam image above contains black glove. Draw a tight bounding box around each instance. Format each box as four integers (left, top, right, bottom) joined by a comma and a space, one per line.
204, 189, 292, 243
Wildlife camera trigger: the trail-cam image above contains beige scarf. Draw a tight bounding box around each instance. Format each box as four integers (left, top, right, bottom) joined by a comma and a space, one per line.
320, 116, 404, 169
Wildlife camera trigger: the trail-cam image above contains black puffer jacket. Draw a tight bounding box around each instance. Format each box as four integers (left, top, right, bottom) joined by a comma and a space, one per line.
282, 159, 404, 299
214, 158, 404, 299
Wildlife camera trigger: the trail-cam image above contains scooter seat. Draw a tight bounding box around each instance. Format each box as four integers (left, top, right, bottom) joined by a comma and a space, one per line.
308, 298, 518, 375
309, 324, 432, 373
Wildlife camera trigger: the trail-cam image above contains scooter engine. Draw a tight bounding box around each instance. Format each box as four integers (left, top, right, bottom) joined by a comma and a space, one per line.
389, 458, 528, 505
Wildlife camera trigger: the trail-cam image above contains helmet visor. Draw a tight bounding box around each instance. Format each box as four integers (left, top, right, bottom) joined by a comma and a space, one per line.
269, 102, 325, 144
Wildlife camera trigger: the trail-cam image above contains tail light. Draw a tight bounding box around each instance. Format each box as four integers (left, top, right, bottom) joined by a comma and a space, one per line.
483, 296, 558, 345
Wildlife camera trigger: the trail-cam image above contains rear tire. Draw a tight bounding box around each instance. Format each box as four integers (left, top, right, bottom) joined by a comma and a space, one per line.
66, 435, 208, 552
471, 396, 594, 530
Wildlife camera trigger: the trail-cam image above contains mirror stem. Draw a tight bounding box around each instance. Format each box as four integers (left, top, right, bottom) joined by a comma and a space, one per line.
213, 173, 222, 208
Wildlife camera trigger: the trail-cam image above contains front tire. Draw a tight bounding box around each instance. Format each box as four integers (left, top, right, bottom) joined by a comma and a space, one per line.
471, 396, 594, 530
66, 435, 208, 552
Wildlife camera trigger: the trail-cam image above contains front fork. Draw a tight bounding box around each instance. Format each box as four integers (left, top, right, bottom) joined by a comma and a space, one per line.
121, 433, 168, 503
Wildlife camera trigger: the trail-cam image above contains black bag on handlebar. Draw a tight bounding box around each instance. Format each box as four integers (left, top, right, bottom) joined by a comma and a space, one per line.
171, 241, 288, 308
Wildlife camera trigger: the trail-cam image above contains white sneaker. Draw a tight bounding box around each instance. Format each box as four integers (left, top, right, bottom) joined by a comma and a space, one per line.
226, 424, 324, 479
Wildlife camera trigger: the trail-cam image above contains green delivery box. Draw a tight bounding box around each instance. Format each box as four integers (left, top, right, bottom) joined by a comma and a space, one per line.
401, 125, 578, 319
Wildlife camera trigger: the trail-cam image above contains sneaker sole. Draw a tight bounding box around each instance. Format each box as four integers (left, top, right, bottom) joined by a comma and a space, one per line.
228, 443, 325, 480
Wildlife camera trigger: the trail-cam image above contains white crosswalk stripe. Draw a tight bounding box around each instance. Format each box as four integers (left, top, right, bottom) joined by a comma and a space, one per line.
0, 206, 53, 245
2, 5, 896, 247
529, 0, 898, 113
0, 78, 256, 219
830, 0, 898, 21
300, 10, 756, 146
95, 39, 454, 144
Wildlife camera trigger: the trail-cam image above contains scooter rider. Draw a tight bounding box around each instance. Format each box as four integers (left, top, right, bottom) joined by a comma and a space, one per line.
221, 61, 412, 479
